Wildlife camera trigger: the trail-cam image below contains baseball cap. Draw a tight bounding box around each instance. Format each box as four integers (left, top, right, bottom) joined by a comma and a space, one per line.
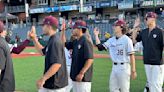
72, 20, 87, 29
0, 21, 5, 33
145, 12, 157, 19
42, 16, 58, 28
114, 20, 126, 27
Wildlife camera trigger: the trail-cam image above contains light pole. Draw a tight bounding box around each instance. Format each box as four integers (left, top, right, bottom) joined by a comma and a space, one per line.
25, 0, 29, 25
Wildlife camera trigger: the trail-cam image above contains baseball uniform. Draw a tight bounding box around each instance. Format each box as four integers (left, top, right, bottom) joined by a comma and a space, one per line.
136, 27, 164, 92
104, 35, 134, 92
39, 34, 68, 92
65, 35, 94, 92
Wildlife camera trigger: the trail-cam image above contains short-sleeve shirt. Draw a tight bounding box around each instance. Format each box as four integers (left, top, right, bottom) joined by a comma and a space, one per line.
65, 35, 94, 82
103, 35, 135, 63
0, 37, 15, 92
42, 34, 68, 89
136, 27, 164, 65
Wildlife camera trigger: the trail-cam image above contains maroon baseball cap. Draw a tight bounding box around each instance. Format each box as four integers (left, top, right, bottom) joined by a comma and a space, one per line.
114, 20, 126, 27
72, 20, 87, 29
42, 16, 58, 28
0, 21, 5, 33
145, 12, 157, 19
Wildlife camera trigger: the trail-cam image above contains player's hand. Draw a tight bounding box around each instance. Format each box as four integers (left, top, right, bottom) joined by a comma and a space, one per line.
29, 26, 37, 40
131, 71, 137, 80
133, 17, 140, 28
76, 73, 84, 82
36, 77, 46, 89
94, 27, 100, 36
61, 20, 66, 32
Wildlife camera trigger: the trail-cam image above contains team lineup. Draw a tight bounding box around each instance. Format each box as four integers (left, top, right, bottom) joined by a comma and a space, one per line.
0, 11, 164, 92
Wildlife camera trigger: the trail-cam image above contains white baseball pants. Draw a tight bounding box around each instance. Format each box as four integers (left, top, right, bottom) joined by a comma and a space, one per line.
109, 63, 131, 92
72, 81, 91, 92
38, 87, 66, 92
145, 64, 164, 92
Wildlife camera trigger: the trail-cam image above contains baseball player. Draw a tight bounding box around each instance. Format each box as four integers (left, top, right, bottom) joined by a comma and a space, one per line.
29, 16, 68, 92
0, 21, 15, 92
133, 12, 164, 92
61, 20, 94, 92
94, 19, 137, 92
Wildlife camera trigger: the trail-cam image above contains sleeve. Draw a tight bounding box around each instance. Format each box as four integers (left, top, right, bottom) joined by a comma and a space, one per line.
84, 40, 94, 60
96, 44, 107, 51
65, 42, 73, 50
0, 48, 6, 70
49, 41, 63, 64
11, 39, 30, 54
102, 39, 110, 50
136, 31, 142, 42
42, 46, 47, 55
127, 38, 135, 55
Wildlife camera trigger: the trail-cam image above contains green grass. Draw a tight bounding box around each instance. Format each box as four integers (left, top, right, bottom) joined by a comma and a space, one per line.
14, 57, 44, 92
13, 56, 146, 92
23, 47, 144, 56
23, 48, 37, 53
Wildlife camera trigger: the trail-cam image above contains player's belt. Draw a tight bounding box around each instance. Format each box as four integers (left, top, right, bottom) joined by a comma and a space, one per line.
113, 62, 128, 65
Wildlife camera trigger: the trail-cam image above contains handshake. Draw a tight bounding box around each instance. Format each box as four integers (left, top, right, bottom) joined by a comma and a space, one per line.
27, 26, 37, 40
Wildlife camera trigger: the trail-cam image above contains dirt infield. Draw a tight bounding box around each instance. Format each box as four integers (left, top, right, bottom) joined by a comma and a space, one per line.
12, 53, 143, 60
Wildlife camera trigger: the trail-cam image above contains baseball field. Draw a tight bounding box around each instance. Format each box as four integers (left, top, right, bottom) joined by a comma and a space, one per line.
12, 47, 146, 92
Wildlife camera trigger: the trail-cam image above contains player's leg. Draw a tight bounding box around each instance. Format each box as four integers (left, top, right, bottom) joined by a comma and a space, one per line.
144, 65, 152, 92
149, 65, 164, 92
144, 81, 150, 92
72, 81, 91, 92
109, 68, 120, 92
66, 67, 73, 92
118, 63, 130, 92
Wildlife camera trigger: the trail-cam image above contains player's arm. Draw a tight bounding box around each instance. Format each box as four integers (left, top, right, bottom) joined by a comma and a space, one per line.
37, 41, 63, 89
60, 22, 74, 50
11, 39, 30, 54
130, 53, 136, 80
42, 41, 64, 81
29, 26, 44, 55
37, 63, 61, 89
0, 48, 6, 76
60, 19, 67, 44
76, 40, 94, 82
94, 27, 107, 51
42, 63, 61, 82
32, 38, 44, 55
127, 39, 137, 80
80, 59, 93, 74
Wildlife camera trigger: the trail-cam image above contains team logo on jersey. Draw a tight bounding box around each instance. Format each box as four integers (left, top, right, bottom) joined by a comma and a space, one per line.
153, 34, 157, 38
78, 44, 81, 49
